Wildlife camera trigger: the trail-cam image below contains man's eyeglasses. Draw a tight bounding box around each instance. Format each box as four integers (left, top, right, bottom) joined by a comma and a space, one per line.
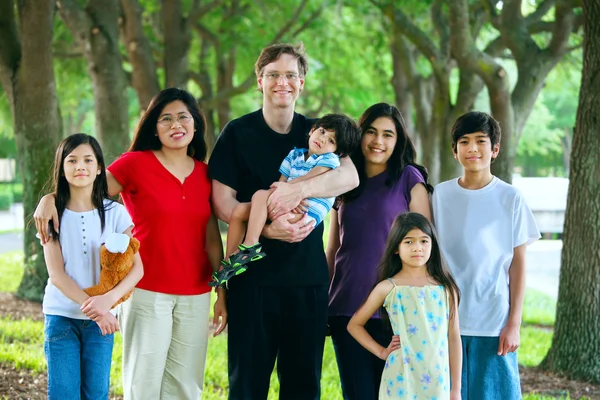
262, 72, 300, 82
157, 115, 193, 126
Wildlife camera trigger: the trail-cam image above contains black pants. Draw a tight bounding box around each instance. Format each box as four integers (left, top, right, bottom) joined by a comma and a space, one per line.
227, 284, 328, 400
329, 316, 392, 400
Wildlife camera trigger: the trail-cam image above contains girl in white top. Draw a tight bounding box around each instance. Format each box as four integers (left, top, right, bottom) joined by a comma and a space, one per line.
41, 134, 143, 400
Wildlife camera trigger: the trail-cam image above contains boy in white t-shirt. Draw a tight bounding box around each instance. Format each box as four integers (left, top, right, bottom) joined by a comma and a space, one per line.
432, 111, 540, 400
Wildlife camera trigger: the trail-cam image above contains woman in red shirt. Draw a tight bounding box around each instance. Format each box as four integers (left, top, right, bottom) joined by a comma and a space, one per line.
35, 88, 226, 399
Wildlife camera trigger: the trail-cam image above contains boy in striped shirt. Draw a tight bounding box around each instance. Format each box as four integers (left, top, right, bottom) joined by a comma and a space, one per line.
211, 113, 360, 286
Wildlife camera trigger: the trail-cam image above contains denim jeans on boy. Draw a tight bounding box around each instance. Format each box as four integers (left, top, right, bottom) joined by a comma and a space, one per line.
44, 314, 114, 400
461, 335, 521, 400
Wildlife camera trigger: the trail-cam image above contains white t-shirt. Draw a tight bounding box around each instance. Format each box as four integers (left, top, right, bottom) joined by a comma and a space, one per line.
432, 177, 540, 336
42, 200, 133, 319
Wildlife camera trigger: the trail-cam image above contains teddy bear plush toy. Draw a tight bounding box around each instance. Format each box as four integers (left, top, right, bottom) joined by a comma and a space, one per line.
84, 233, 140, 309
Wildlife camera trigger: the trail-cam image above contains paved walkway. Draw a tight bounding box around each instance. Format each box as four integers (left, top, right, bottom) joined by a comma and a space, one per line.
0, 202, 23, 232
526, 240, 561, 299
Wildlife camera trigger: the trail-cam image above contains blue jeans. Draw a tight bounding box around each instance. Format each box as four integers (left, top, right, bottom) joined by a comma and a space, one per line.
329, 316, 392, 400
44, 314, 114, 400
461, 335, 521, 400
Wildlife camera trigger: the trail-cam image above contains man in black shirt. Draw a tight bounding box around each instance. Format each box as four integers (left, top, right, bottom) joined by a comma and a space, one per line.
209, 43, 358, 399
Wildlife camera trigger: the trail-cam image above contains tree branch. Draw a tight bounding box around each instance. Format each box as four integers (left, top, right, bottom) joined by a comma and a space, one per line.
120, 0, 160, 109
0, 0, 20, 110
431, 0, 450, 57
525, 0, 556, 23
269, 0, 308, 44
482, 0, 501, 29
56, 0, 92, 47
187, 0, 222, 26
449, 0, 508, 91
290, 6, 325, 38
194, 23, 219, 46
547, 0, 577, 56
384, 4, 441, 62
500, 0, 541, 62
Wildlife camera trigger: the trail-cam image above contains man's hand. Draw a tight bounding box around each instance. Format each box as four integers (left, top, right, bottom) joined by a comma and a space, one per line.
268, 182, 304, 220
263, 213, 315, 243
96, 313, 120, 336
498, 322, 520, 356
34, 194, 59, 244
378, 335, 401, 360
212, 289, 228, 337
81, 294, 115, 321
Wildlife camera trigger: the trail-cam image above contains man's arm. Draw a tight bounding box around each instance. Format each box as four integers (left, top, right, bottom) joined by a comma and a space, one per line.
211, 179, 314, 243
211, 180, 240, 224
268, 156, 358, 220
498, 243, 527, 356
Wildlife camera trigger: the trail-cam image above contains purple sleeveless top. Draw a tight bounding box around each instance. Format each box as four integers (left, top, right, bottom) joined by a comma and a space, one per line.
328, 166, 425, 317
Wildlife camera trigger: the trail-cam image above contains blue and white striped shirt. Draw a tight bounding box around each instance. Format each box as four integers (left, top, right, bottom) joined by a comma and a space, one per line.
279, 148, 340, 226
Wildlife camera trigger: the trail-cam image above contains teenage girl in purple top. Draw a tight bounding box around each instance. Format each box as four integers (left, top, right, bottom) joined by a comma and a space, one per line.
326, 103, 433, 400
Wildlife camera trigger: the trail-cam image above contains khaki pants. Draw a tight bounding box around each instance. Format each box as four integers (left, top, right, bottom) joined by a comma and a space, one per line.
119, 288, 210, 400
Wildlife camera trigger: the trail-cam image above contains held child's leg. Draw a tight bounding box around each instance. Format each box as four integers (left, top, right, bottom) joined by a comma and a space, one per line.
44, 315, 81, 400
80, 320, 114, 400
243, 189, 272, 246
226, 202, 252, 259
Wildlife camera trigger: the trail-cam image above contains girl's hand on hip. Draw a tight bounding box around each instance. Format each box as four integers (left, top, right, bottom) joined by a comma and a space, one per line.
263, 213, 315, 243
81, 294, 114, 321
96, 313, 119, 335
379, 335, 401, 360
212, 289, 228, 337
450, 388, 462, 400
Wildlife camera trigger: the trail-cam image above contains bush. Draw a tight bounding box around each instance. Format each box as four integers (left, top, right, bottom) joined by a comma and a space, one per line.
11, 183, 23, 202
0, 190, 13, 211
0, 182, 22, 203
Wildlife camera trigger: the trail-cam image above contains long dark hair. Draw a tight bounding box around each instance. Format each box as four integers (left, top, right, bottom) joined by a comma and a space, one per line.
49, 134, 111, 238
128, 87, 208, 161
376, 212, 460, 320
339, 103, 432, 203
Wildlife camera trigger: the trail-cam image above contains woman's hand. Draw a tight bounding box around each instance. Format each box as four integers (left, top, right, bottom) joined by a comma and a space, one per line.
34, 194, 59, 244
81, 294, 115, 321
96, 313, 120, 335
378, 335, 401, 360
212, 288, 228, 337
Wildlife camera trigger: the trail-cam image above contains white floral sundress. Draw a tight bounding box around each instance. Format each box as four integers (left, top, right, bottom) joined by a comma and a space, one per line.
379, 280, 451, 399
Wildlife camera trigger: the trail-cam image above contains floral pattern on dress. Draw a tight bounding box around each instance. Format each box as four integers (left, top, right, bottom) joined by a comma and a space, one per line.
379, 284, 450, 400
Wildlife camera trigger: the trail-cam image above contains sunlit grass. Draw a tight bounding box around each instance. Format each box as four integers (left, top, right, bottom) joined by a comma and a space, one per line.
0, 250, 576, 399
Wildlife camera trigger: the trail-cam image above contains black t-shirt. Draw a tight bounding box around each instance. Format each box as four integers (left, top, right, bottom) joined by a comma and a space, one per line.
208, 109, 328, 287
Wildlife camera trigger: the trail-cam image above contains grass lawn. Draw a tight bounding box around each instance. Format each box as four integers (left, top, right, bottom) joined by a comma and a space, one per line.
0, 251, 574, 399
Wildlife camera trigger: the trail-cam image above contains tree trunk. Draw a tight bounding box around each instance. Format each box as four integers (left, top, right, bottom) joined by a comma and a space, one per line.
163, 0, 189, 88
540, 0, 600, 383
0, 0, 62, 301
121, 0, 161, 110
58, 0, 130, 163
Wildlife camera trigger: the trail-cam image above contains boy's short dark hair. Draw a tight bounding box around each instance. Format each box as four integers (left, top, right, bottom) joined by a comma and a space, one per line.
312, 114, 361, 157
450, 111, 501, 152
254, 43, 309, 78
